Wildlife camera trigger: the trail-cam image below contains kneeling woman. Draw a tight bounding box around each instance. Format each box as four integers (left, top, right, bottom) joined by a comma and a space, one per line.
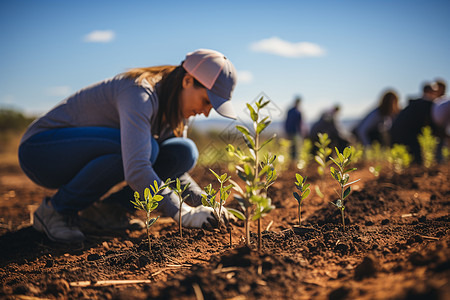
19, 49, 237, 243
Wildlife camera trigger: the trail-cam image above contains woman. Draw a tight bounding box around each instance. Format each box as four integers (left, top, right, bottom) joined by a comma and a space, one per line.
18, 49, 237, 243
354, 90, 400, 146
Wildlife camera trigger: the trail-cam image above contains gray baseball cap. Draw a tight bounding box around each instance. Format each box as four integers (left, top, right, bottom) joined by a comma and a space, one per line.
182, 49, 237, 119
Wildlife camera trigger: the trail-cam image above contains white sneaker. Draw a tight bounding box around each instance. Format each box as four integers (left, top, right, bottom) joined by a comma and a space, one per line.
33, 197, 85, 243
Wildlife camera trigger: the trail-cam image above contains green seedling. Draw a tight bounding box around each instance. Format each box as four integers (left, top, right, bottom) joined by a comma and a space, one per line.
202, 169, 234, 246
329, 146, 360, 231
201, 169, 233, 228
388, 144, 412, 173
293, 174, 310, 226
131, 179, 172, 254
314, 133, 332, 198
169, 178, 191, 238
226, 96, 277, 251
418, 126, 439, 168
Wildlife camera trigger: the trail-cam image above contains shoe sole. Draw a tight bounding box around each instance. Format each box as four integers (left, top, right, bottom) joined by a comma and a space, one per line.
33, 211, 85, 244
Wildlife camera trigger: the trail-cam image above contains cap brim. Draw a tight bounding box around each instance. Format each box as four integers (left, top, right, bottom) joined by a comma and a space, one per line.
207, 90, 237, 120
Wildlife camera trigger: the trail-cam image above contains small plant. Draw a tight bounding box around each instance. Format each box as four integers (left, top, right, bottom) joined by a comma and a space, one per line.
418, 126, 439, 168
293, 174, 310, 226
388, 144, 412, 173
329, 146, 360, 231
202, 169, 234, 246
201, 169, 233, 228
226, 96, 277, 251
131, 179, 172, 254
314, 133, 332, 198
169, 178, 191, 238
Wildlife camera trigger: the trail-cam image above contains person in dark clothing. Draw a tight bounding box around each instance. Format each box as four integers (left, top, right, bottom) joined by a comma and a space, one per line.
353, 90, 400, 146
390, 82, 440, 163
284, 96, 304, 160
310, 104, 351, 153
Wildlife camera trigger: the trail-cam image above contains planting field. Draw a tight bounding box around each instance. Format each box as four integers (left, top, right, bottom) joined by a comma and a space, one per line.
0, 145, 449, 299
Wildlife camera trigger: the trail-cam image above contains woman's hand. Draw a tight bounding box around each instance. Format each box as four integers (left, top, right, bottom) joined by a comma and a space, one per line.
173, 204, 236, 230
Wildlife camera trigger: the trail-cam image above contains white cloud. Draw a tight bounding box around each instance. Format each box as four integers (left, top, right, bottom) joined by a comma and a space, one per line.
46, 86, 72, 97
250, 36, 326, 58
84, 30, 115, 43
237, 70, 253, 84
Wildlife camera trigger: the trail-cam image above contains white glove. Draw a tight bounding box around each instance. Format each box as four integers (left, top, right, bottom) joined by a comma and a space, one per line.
173, 203, 236, 230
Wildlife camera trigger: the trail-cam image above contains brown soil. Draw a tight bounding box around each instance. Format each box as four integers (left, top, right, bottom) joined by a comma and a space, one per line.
0, 159, 449, 300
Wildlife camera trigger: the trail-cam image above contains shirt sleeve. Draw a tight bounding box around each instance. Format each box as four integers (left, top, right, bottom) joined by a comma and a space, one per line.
356, 109, 380, 146
116, 85, 161, 195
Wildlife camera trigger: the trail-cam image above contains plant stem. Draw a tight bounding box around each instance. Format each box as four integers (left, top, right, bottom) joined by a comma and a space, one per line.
341, 209, 345, 231
146, 212, 151, 254
257, 218, 261, 253
254, 121, 260, 250
179, 200, 182, 238
298, 204, 302, 226
245, 208, 250, 247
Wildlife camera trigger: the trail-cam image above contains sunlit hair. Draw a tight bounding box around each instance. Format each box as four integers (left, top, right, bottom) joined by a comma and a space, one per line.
123, 65, 204, 137
379, 90, 400, 116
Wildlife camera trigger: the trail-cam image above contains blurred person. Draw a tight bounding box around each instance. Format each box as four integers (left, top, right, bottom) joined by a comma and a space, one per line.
18, 49, 237, 243
309, 104, 351, 153
353, 90, 400, 146
284, 96, 304, 161
435, 78, 447, 99
390, 82, 441, 163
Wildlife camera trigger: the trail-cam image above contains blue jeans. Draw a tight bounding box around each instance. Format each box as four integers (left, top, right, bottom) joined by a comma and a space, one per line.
18, 127, 198, 214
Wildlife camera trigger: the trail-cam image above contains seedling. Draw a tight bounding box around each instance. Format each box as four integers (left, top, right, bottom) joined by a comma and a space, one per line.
202, 169, 233, 246
314, 133, 332, 198
293, 174, 310, 226
169, 178, 191, 238
201, 169, 233, 228
388, 144, 412, 173
226, 96, 277, 251
418, 126, 439, 168
131, 179, 172, 254
329, 146, 360, 231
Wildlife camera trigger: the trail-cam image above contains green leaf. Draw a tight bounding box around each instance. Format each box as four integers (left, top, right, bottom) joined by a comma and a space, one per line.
209, 168, 220, 181
134, 191, 140, 202
295, 173, 303, 184
256, 120, 270, 134
220, 173, 228, 182
236, 125, 251, 136
329, 156, 339, 167
227, 207, 246, 220
344, 167, 357, 173
148, 216, 159, 227
343, 186, 351, 199
302, 188, 311, 200
343, 147, 351, 158
259, 100, 270, 109
150, 201, 158, 211
259, 134, 276, 150
247, 103, 258, 122
293, 192, 301, 203
144, 188, 150, 201
243, 134, 255, 150
153, 195, 163, 202
314, 155, 324, 166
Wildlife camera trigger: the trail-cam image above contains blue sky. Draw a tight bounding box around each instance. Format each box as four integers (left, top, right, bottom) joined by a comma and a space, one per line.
1, 0, 449, 123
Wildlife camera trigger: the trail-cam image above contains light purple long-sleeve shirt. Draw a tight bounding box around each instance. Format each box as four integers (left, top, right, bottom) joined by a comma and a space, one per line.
21, 75, 184, 216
